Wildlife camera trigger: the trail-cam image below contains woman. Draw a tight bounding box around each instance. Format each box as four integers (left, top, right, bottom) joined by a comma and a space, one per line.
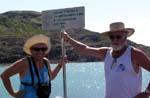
1, 34, 67, 98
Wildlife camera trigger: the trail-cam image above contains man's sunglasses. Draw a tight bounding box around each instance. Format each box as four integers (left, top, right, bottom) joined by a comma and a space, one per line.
109, 35, 124, 40
31, 47, 48, 52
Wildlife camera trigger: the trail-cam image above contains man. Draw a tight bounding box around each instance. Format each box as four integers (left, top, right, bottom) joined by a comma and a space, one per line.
61, 22, 150, 98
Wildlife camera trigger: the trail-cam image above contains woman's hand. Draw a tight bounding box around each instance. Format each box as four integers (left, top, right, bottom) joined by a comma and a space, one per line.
51, 55, 68, 80
59, 55, 68, 68
12, 90, 24, 98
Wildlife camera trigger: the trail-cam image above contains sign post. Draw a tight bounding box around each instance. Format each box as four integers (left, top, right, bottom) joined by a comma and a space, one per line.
42, 6, 85, 98
60, 28, 67, 98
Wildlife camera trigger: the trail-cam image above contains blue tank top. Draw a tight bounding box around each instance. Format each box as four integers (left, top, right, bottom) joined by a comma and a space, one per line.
19, 61, 50, 98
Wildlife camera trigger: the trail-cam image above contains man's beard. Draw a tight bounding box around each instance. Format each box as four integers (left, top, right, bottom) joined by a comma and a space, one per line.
111, 41, 127, 51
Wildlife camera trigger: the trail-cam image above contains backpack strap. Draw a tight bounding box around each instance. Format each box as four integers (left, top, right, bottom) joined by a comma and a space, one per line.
21, 56, 51, 87
31, 57, 51, 86
21, 57, 34, 86
31, 57, 40, 84
43, 59, 51, 86
43, 59, 51, 79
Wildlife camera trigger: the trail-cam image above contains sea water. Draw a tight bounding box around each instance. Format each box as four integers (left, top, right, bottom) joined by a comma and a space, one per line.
0, 62, 149, 98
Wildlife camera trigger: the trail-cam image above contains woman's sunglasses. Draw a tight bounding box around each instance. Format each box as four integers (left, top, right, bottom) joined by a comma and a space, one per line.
31, 47, 48, 52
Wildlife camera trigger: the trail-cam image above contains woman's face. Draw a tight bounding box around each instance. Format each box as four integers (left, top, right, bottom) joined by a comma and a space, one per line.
30, 43, 48, 58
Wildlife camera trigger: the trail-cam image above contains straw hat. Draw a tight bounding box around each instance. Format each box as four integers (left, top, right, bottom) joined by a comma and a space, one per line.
101, 22, 134, 37
23, 34, 51, 55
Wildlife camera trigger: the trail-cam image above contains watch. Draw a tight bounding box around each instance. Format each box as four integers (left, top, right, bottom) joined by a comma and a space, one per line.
145, 89, 150, 95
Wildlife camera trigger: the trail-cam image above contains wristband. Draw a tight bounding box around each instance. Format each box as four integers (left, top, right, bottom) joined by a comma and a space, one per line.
58, 64, 62, 68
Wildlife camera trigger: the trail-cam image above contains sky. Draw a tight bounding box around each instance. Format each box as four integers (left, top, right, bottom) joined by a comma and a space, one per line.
0, 0, 150, 46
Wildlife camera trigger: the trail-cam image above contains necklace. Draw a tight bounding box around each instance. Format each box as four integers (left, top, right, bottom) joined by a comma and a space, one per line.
110, 46, 127, 69
111, 58, 117, 69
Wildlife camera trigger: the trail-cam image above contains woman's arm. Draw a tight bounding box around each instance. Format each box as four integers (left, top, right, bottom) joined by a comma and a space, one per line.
47, 56, 67, 80
1, 58, 27, 97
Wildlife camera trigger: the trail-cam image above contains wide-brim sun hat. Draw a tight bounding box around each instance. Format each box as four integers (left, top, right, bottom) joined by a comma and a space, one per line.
23, 34, 51, 55
101, 22, 135, 37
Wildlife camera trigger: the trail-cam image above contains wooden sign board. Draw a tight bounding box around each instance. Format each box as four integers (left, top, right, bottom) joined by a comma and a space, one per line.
42, 6, 85, 30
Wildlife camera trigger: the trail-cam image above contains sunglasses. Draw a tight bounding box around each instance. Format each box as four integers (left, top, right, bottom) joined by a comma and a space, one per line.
109, 35, 124, 40
31, 47, 48, 52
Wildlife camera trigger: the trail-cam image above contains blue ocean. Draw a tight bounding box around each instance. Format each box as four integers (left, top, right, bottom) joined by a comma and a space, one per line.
0, 62, 149, 98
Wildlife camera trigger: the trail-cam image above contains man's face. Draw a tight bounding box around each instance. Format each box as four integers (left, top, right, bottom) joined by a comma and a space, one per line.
108, 31, 127, 51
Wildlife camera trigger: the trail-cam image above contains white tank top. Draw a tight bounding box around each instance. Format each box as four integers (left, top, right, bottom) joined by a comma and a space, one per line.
104, 46, 142, 98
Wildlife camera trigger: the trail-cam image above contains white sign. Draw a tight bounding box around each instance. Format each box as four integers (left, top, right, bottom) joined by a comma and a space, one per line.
42, 6, 85, 30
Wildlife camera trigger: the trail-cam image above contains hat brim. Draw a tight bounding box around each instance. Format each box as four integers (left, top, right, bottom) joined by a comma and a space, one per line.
101, 28, 134, 37
23, 34, 51, 55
